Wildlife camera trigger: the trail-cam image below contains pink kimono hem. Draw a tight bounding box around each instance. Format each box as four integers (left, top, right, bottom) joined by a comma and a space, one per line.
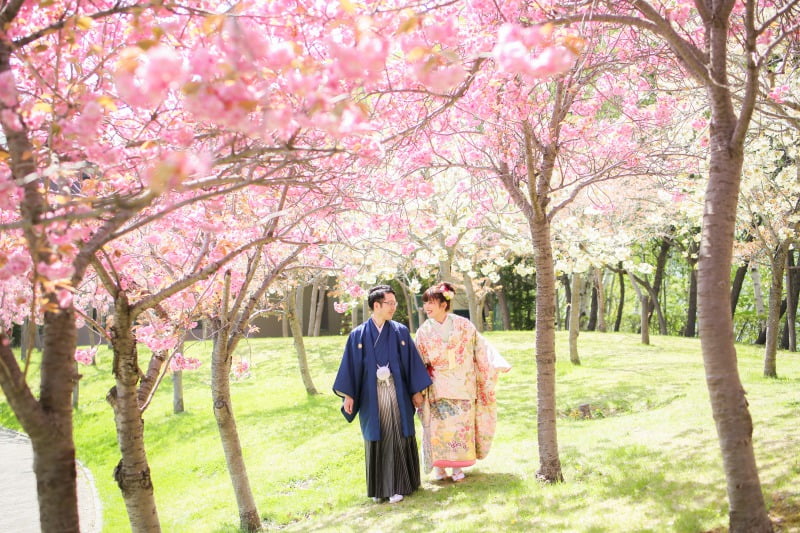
433, 460, 475, 468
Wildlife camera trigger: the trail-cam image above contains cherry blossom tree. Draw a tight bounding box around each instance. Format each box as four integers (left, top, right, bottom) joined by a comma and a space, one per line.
549, 1, 800, 529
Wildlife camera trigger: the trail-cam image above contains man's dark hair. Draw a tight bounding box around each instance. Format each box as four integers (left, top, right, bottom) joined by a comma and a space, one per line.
367, 284, 395, 310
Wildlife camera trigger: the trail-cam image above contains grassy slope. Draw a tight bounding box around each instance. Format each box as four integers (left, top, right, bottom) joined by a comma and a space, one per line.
1, 331, 798, 532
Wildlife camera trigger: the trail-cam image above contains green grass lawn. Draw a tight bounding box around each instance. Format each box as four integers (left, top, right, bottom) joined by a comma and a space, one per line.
2, 331, 799, 532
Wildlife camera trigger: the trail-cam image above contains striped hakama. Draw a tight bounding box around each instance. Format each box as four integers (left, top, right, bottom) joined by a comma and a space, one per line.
365, 374, 421, 498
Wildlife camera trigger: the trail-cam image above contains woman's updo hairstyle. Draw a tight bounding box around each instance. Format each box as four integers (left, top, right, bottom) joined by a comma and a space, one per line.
422, 281, 456, 312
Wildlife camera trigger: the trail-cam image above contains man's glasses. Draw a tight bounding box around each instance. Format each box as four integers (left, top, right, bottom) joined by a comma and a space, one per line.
380, 301, 398, 307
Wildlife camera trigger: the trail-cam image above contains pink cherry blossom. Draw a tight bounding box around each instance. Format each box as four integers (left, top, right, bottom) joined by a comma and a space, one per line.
38, 260, 75, 281
75, 347, 97, 366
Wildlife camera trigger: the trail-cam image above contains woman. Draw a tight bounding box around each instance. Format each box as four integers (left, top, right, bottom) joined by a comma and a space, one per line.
414, 282, 502, 482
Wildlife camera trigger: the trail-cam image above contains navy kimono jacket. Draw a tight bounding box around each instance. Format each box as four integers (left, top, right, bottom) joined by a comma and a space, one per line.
333, 319, 431, 441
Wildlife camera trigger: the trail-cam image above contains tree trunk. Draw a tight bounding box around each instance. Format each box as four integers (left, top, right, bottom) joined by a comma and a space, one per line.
529, 215, 563, 481
782, 252, 799, 351
764, 244, 788, 377
400, 282, 416, 333
107, 297, 161, 533
697, 25, 772, 525
313, 284, 325, 337
730, 262, 749, 317
288, 287, 319, 395
628, 272, 649, 345
462, 272, 484, 332
614, 266, 624, 332
647, 238, 671, 329
587, 272, 598, 331
72, 362, 80, 409
751, 263, 766, 336
569, 273, 582, 365
307, 283, 319, 337
561, 273, 572, 330
211, 329, 262, 532
684, 258, 698, 337
0, 308, 82, 532
173, 370, 184, 414
497, 286, 512, 330
281, 307, 289, 337
595, 269, 607, 332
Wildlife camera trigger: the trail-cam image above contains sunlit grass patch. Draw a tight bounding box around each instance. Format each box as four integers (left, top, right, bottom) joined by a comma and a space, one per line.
2, 331, 799, 532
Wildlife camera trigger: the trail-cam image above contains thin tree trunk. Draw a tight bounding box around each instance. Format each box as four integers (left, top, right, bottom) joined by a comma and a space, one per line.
587, 271, 598, 331
173, 370, 184, 414
627, 272, 649, 345
685, 258, 698, 337
751, 263, 766, 338
614, 266, 624, 332
731, 262, 749, 317
107, 296, 161, 533
462, 272, 484, 332
72, 361, 80, 409
497, 286, 512, 330
764, 245, 788, 377
313, 284, 325, 337
595, 269, 607, 332
211, 308, 262, 531
288, 287, 319, 395
782, 252, 798, 351
281, 307, 289, 337
647, 238, 671, 328
173, 339, 185, 414
569, 272, 582, 365
307, 283, 319, 337
399, 282, 416, 333
561, 273, 572, 330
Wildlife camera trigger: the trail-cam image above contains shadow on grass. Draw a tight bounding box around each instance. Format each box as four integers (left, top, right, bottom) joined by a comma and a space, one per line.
267, 471, 525, 532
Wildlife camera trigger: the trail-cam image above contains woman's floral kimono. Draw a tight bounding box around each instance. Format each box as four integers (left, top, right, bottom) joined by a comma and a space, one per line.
415, 314, 503, 473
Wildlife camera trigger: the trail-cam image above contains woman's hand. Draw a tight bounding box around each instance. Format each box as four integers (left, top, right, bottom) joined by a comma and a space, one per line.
343, 394, 354, 414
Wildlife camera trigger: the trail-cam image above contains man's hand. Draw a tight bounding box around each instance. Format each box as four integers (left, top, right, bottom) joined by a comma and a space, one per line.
412, 392, 423, 409
343, 394, 354, 415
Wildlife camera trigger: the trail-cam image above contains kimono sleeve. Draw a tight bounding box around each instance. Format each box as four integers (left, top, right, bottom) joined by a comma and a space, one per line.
405, 330, 432, 395
332, 330, 362, 423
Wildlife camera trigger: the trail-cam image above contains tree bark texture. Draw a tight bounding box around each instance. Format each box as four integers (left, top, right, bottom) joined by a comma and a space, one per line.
108, 298, 161, 533
696, 8, 772, 526
530, 216, 564, 482
211, 334, 262, 532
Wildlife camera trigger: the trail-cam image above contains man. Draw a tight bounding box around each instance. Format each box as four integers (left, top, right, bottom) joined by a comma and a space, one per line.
333, 285, 431, 503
